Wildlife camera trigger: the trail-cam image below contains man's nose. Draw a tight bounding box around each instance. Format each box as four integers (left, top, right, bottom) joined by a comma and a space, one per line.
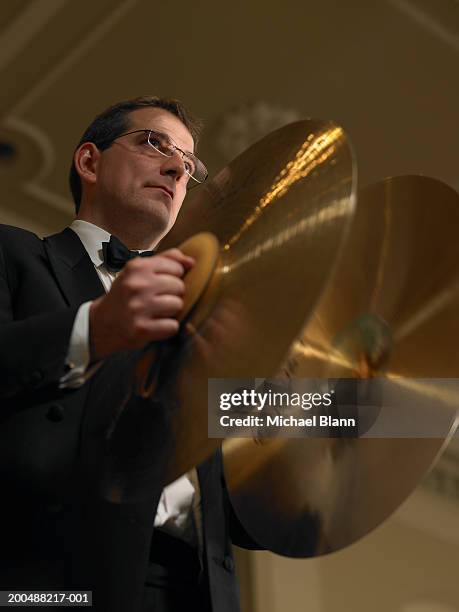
160, 151, 186, 179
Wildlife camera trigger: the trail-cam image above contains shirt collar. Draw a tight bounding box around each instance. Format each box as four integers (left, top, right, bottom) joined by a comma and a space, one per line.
69, 219, 110, 267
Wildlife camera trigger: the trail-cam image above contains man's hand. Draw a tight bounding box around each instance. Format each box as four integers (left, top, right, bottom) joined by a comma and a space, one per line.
89, 248, 194, 361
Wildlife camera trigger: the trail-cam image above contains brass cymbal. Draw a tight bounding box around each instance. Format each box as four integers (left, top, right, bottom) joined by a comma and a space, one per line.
86, 120, 355, 503
223, 175, 459, 557
155, 119, 357, 482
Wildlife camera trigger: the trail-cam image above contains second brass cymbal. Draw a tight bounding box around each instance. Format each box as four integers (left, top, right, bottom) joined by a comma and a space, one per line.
223, 175, 459, 557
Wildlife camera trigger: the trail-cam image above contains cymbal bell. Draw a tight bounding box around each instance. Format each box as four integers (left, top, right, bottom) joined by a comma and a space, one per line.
223, 175, 459, 557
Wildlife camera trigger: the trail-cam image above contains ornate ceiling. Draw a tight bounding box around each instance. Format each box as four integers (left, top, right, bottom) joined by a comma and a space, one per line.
0, 0, 458, 236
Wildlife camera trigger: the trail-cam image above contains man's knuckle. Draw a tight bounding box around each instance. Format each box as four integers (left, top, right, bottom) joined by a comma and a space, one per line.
132, 321, 150, 338
166, 248, 182, 257
124, 297, 141, 315
125, 278, 149, 295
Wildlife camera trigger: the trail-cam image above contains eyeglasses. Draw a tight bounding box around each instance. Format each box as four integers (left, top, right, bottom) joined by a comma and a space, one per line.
100, 129, 208, 188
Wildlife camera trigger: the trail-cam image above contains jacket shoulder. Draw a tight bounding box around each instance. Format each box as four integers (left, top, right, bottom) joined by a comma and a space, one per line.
0, 224, 42, 250
0, 225, 46, 283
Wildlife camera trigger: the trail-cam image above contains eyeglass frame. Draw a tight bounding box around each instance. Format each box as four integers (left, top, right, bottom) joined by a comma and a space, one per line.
94, 128, 208, 188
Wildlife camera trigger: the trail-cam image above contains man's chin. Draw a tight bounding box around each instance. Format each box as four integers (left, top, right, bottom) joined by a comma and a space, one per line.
137, 197, 171, 225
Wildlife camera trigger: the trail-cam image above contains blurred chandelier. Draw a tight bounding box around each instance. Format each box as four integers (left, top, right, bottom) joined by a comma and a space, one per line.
211, 101, 301, 163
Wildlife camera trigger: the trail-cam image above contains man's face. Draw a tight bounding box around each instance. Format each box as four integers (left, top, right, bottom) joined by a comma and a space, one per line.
94, 107, 195, 239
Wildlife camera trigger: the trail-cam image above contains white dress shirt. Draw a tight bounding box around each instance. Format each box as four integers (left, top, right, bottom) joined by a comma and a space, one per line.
59, 219, 201, 548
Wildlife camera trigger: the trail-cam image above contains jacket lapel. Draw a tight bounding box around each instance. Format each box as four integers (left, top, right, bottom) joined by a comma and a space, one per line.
43, 227, 105, 306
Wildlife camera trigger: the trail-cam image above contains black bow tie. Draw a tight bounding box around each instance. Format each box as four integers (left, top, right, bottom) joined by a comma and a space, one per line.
102, 235, 156, 272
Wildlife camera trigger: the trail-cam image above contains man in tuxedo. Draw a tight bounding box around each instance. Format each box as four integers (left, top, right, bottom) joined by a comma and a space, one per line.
0, 96, 256, 611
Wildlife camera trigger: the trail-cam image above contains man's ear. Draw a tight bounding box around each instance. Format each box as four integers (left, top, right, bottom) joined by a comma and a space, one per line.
74, 142, 101, 187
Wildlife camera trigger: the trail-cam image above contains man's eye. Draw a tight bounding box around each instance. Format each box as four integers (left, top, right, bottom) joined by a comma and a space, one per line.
184, 159, 196, 175
148, 135, 161, 148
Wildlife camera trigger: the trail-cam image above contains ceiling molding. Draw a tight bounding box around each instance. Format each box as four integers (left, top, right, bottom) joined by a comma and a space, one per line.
4, 115, 56, 181
1, 0, 141, 218
2, 115, 72, 214
5, 0, 140, 118
0, 0, 70, 73
387, 0, 459, 53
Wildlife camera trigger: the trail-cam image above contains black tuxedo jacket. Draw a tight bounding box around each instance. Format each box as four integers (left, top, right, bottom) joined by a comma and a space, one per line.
0, 224, 256, 612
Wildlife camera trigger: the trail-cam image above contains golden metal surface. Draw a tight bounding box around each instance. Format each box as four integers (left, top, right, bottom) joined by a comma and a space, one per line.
223, 176, 459, 557
176, 232, 220, 324
157, 120, 356, 481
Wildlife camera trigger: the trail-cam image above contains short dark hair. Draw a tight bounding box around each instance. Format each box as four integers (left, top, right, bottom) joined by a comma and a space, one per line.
69, 95, 203, 213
